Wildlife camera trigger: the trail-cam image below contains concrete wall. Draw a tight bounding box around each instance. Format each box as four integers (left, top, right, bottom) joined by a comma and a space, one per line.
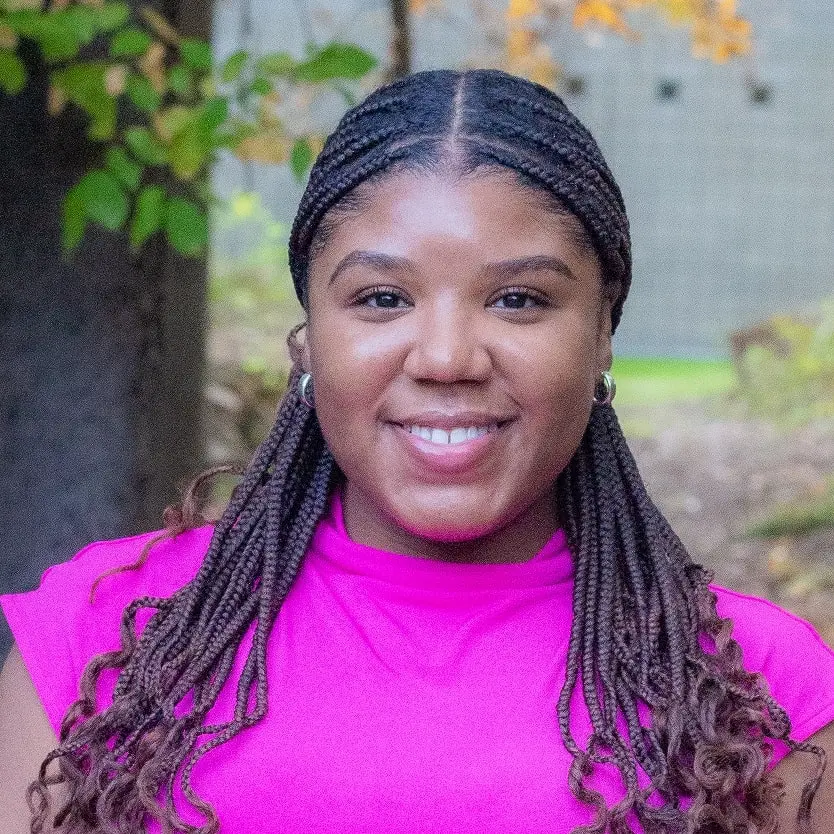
210, 0, 834, 356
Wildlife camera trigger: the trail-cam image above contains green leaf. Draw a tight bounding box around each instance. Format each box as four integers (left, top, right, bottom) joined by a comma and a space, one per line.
168, 123, 205, 180
125, 72, 161, 112
51, 64, 116, 139
124, 126, 168, 165
62, 186, 87, 252
290, 137, 313, 182
180, 37, 212, 72
88, 96, 116, 140
96, 2, 131, 32
57, 7, 99, 45
249, 75, 271, 96
0, 49, 26, 95
156, 104, 196, 138
105, 146, 142, 191
167, 64, 193, 97
256, 51, 296, 76
220, 49, 247, 83
130, 184, 165, 248
5, 11, 82, 61
110, 28, 152, 58
294, 42, 376, 82
74, 169, 129, 231
37, 22, 80, 62
197, 96, 228, 135
165, 197, 208, 256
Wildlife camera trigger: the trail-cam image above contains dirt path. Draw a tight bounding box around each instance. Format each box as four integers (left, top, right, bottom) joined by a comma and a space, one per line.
621, 398, 834, 645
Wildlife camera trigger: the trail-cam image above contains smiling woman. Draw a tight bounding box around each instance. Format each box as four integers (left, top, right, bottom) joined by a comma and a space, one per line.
1, 69, 833, 834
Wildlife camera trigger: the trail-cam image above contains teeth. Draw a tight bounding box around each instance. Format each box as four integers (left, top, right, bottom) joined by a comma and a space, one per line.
430, 428, 448, 444
449, 428, 468, 444
407, 424, 498, 445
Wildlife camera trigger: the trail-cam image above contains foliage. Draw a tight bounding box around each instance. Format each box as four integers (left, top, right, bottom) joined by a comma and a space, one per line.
208, 191, 300, 386
611, 356, 735, 409
410, 0, 752, 88
746, 477, 834, 539
0, 0, 378, 256
731, 299, 834, 426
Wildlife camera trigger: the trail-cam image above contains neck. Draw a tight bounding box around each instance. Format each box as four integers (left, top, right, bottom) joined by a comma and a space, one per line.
340, 482, 559, 564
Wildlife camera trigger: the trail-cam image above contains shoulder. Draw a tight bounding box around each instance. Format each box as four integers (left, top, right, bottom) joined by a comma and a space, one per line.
711, 584, 833, 662
0, 525, 214, 735
711, 584, 834, 749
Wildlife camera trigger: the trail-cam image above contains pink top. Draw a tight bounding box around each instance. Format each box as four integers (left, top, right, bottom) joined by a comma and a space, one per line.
3, 490, 834, 833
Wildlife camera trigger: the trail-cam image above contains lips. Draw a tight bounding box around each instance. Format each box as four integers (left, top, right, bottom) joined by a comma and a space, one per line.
387, 417, 514, 476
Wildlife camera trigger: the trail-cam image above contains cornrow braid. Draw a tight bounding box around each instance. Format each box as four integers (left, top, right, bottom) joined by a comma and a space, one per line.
32, 68, 825, 833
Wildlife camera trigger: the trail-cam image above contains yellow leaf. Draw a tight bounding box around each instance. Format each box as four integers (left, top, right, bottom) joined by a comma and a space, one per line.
307, 133, 326, 157
235, 128, 292, 164
505, 28, 560, 88
139, 41, 167, 94
507, 0, 540, 20
0, 23, 18, 50
409, 0, 443, 12
507, 28, 535, 62
47, 85, 66, 117
105, 65, 127, 96
573, 0, 639, 39
139, 7, 181, 48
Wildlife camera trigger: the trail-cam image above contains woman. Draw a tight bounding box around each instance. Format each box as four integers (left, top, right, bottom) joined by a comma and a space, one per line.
1, 68, 833, 834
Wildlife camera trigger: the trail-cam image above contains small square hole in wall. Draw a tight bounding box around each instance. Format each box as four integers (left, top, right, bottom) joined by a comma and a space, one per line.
563, 75, 586, 97
656, 78, 681, 101
749, 82, 774, 105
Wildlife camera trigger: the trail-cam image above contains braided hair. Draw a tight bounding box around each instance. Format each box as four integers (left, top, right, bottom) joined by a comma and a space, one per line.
30, 69, 824, 833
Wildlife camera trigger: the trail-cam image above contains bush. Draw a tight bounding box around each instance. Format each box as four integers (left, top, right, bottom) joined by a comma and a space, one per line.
730, 298, 834, 426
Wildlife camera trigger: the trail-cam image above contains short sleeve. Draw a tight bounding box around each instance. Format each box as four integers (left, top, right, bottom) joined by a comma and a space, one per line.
0, 526, 213, 736
713, 585, 834, 764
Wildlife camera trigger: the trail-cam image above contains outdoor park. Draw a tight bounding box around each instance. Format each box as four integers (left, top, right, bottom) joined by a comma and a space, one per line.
1, 0, 833, 657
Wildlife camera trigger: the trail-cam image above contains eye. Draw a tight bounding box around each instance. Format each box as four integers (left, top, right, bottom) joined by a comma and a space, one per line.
354, 285, 411, 309
489, 287, 549, 310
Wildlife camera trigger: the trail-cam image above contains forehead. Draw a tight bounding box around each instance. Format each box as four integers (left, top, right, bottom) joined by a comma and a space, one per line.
309, 169, 596, 269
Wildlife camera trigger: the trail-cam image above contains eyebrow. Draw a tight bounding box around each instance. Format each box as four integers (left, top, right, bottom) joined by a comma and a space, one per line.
327, 251, 579, 286
486, 255, 578, 283
328, 250, 412, 285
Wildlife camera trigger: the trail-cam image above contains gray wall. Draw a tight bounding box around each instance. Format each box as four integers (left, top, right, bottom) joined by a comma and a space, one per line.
212, 0, 834, 357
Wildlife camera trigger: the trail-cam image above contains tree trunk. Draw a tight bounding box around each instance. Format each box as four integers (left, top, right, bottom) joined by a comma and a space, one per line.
0, 0, 211, 658
389, 0, 412, 79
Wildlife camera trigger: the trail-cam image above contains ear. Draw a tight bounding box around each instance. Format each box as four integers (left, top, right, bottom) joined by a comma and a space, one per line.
595, 294, 614, 373
286, 321, 311, 370
302, 333, 312, 373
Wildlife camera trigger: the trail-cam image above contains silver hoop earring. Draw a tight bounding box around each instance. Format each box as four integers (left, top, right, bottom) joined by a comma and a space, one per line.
593, 371, 616, 406
298, 372, 315, 409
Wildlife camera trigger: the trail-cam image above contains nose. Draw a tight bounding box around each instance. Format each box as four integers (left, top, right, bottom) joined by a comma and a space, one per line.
402, 299, 492, 384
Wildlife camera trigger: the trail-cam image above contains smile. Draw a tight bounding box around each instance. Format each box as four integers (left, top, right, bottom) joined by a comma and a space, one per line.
405, 424, 499, 445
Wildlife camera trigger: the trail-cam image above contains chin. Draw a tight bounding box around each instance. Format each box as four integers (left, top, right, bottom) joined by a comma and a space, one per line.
395, 508, 501, 544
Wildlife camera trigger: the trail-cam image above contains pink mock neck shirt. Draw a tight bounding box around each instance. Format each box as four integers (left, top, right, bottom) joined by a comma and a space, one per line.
3, 489, 834, 832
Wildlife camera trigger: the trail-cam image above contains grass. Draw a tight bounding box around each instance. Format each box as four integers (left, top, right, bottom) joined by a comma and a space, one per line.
611, 357, 736, 409
746, 480, 834, 539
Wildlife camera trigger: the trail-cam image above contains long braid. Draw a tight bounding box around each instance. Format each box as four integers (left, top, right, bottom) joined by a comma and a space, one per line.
33, 68, 825, 833
30, 370, 338, 833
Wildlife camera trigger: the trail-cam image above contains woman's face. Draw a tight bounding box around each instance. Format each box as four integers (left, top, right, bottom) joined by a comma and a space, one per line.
303, 170, 612, 561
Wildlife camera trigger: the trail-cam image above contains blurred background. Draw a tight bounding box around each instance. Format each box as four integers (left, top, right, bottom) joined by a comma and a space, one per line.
1, 0, 832, 658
